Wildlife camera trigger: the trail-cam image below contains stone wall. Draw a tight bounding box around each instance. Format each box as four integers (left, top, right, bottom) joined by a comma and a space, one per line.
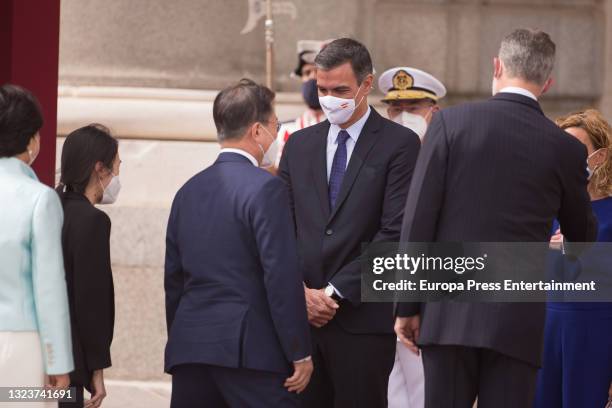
59, 0, 609, 116
600, 0, 612, 119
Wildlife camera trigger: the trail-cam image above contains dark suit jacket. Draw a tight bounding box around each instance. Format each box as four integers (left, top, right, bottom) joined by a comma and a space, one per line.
164, 152, 311, 375
279, 107, 421, 333
397, 92, 598, 366
60, 191, 114, 391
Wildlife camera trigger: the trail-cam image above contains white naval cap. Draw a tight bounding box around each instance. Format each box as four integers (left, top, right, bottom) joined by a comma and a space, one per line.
378, 67, 446, 103
297, 40, 326, 59
293, 39, 335, 76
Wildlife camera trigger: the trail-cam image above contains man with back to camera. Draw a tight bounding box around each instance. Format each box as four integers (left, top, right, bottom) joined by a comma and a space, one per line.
394, 29, 598, 407
278, 38, 421, 407
165, 78, 313, 408
379, 66, 446, 408
378, 66, 446, 143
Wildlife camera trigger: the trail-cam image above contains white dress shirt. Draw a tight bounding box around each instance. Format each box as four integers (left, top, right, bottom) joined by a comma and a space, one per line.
324, 106, 372, 299
326, 106, 372, 180
220, 148, 258, 167
499, 86, 538, 101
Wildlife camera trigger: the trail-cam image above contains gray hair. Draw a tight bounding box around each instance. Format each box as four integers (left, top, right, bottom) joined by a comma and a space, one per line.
314, 38, 373, 84
498, 28, 556, 85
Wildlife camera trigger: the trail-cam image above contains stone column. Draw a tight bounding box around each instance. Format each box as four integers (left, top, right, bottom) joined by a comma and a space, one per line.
600, 0, 612, 119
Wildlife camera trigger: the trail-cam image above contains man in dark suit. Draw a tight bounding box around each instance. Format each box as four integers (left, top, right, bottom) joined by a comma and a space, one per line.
278, 38, 421, 407
394, 29, 598, 408
165, 79, 313, 408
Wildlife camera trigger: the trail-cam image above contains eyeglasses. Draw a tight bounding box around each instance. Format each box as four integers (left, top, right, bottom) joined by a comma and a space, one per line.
259, 119, 281, 134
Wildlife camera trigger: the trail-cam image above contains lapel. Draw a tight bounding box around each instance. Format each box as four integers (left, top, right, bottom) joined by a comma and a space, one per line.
311, 122, 332, 220
328, 107, 383, 223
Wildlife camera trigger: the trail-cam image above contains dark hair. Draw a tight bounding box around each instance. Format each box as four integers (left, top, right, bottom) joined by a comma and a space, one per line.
499, 28, 556, 85
213, 78, 275, 141
56, 124, 118, 197
314, 38, 373, 84
0, 84, 44, 158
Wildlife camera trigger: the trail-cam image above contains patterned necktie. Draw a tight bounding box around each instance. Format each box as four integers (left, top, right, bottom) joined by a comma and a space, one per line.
329, 130, 350, 209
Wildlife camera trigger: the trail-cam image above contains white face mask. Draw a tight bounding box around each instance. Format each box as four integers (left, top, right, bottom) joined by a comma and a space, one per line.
27, 136, 40, 166
318, 84, 365, 125
99, 172, 121, 204
586, 148, 604, 180
258, 125, 279, 168
27, 149, 38, 166
392, 111, 429, 140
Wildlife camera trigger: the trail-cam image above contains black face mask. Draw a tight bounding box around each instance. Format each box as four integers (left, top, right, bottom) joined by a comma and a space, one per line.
301, 79, 321, 110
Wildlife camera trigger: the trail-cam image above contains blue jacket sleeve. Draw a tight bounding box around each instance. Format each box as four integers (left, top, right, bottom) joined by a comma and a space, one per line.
31, 188, 74, 375
250, 177, 312, 363
165, 191, 184, 333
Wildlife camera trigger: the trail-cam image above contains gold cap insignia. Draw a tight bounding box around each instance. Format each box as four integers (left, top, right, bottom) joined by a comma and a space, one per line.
392, 70, 414, 91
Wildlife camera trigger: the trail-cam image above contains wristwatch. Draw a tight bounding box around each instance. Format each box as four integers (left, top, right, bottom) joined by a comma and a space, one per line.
324, 284, 342, 302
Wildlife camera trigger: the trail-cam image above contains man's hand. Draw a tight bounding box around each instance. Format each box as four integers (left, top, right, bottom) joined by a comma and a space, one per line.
608, 380, 612, 401
284, 359, 314, 393
550, 228, 564, 250
395, 315, 421, 355
304, 287, 338, 328
46, 374, 70, 390
85, 369, 107, 408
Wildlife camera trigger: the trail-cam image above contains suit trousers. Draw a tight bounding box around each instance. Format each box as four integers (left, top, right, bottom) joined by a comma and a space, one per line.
301, 319, 396, 408
421, 345, 538, 408
170, 363, 299, 408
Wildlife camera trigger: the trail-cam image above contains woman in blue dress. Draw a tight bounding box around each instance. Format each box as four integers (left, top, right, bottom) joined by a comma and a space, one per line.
535, 109, 612, 407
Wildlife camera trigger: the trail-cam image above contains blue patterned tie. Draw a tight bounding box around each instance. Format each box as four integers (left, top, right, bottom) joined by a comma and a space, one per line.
329, 130, 350, 209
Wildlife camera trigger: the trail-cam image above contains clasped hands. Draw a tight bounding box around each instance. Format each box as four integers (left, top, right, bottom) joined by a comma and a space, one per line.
303, 285, 422, 357
304, 286, 339, 328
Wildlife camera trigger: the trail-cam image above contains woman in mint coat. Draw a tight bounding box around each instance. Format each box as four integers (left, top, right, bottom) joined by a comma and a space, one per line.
0, 84, 73, 403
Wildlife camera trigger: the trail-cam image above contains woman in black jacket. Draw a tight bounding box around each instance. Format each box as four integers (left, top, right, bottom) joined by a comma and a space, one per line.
56, 124, 120, 408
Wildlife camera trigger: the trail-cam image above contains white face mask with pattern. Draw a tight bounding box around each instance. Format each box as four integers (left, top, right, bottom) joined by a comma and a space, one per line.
318, 84, 366, 125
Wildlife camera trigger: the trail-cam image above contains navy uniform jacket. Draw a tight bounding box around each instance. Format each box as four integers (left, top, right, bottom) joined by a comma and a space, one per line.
164, 152, 311, 374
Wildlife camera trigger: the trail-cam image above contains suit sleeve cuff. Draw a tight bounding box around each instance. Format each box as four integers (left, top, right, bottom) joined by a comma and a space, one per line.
293, 356, 312, 363
328, 283, 344, 299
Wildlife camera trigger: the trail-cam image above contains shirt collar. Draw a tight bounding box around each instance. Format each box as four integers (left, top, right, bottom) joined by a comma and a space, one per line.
219, 148, 259, 167
330, 105, 372, 144
0, 157, 39, 181
499, 87, 538, 101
